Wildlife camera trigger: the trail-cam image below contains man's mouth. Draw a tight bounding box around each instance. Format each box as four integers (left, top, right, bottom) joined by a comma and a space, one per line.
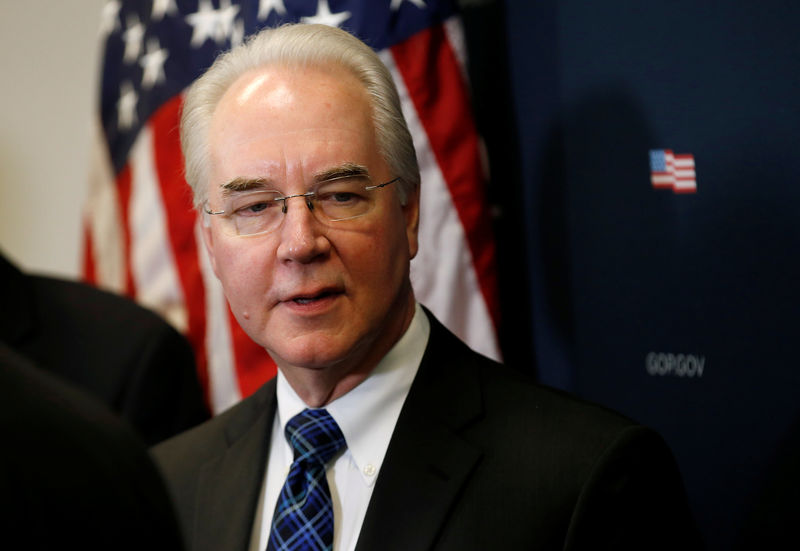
289, 289, 340, 305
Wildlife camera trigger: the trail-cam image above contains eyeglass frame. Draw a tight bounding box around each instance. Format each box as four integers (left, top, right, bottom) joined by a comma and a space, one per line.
202, 175, 401, 236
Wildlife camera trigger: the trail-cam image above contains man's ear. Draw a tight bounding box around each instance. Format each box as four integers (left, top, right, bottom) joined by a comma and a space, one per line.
403, 183, 420, 260
201, 216, 221, 278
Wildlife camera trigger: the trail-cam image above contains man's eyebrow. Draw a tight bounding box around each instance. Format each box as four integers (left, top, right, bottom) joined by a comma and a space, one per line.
218, 165, 369, 197
314, 163, 370, 183
219, 177, 273, 198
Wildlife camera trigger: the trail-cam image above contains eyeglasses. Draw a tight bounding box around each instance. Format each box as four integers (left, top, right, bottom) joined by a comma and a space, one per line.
203, 175, 400, 237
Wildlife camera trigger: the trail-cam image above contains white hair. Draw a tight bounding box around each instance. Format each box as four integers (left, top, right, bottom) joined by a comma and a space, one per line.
181, 23, 420, 207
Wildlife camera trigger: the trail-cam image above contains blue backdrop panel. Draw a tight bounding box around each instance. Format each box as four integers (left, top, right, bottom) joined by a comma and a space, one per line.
505, 1, 800, 548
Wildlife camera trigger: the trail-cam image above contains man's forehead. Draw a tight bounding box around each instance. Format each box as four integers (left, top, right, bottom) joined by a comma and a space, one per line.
215, 64, 369, 121
206, 64, 386, 192
224, 68, 299, 113
208, 66, 375, 162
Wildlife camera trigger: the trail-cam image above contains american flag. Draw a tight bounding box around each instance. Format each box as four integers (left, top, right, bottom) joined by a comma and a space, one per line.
83, 0, 500, 413
650, 149, 697, 194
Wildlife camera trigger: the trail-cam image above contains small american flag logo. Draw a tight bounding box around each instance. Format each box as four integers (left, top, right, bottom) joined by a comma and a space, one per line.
650, 149, 697, 194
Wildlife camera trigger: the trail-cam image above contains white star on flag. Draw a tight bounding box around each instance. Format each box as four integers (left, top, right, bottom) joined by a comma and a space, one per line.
231, 17, 245, 47
117, 81, 138, 130
186, 0, 228, 46
258, 0, 287, 20
122, 14, 145, 63
301, 0, 351, 27
391, 0, 427, 10
218, 0, 241, 42
151, 0, 178, 22
139, 38, 169, 90
99, 0, 122, 37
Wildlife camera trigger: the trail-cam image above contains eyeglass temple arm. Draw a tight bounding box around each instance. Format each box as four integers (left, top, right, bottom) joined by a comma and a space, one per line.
365, 177, 400, 191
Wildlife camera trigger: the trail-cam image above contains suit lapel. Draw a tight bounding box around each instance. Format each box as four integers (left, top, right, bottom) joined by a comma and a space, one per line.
355, 315, 485, 551
193, 381, 278, 551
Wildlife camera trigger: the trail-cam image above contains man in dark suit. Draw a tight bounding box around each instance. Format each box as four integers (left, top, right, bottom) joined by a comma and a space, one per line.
1, 251, 208, 444
0, 343, 185, 550
153, 24, 701, 550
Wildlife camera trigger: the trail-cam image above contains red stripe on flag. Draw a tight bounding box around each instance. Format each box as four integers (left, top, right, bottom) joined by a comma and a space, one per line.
227, 306, 277, 399
149, 95, 210, 402
116, 164, 137, 298
82, 224, 97, 285
390, 24, 499, 325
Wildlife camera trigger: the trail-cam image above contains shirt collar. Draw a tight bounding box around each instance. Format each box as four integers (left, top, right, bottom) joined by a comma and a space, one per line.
276, 302, 430, 485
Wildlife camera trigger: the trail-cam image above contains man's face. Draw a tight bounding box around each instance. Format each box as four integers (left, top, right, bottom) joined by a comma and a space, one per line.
202, 64, 419, 381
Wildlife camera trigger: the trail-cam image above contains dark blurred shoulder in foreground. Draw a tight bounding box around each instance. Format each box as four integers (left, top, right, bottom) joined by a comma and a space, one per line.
0, 251, 209, 444
0, 343, 185, 550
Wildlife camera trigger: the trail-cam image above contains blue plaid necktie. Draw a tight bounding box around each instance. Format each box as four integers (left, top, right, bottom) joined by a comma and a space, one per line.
267, 408, 347, 551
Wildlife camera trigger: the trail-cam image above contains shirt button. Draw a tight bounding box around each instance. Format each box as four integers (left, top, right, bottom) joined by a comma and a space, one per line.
363, 464, 376, 477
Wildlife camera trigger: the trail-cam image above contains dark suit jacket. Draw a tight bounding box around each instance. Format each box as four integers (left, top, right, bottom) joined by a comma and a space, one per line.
153, 313, 702, 550
0, 343, 185, 550
0, 253, 208, 445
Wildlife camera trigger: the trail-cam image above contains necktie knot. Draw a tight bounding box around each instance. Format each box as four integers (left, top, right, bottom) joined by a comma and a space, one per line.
285, 408, 346, 467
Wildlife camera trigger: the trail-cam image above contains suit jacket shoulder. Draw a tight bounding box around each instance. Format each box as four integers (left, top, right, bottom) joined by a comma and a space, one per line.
152, 379, 278, 551
355, 313, 702, 550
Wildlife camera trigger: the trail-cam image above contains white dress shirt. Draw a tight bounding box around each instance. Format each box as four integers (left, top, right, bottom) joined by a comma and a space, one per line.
249, 303, 430, 551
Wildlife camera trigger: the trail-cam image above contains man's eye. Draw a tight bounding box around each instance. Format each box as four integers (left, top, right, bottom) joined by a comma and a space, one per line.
319, 190, 367, 206
234, 199, 276, 215
330, 192, 358, 203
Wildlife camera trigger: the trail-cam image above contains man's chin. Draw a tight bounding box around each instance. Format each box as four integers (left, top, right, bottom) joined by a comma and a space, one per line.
267, 338, 355, 373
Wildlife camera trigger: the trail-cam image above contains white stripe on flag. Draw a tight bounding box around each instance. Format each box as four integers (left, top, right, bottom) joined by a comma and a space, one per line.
444, 17, 469, 85
86, 119, 125, 293
381, 50, 501, 362
128, 125, 187, 331
196, 221, 241, 414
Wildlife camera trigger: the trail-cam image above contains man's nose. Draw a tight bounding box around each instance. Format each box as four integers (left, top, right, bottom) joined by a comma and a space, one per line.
275, 196, 330, 263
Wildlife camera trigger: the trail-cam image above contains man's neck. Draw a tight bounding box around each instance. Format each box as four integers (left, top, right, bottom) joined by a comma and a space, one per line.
283, 366, 374, 407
